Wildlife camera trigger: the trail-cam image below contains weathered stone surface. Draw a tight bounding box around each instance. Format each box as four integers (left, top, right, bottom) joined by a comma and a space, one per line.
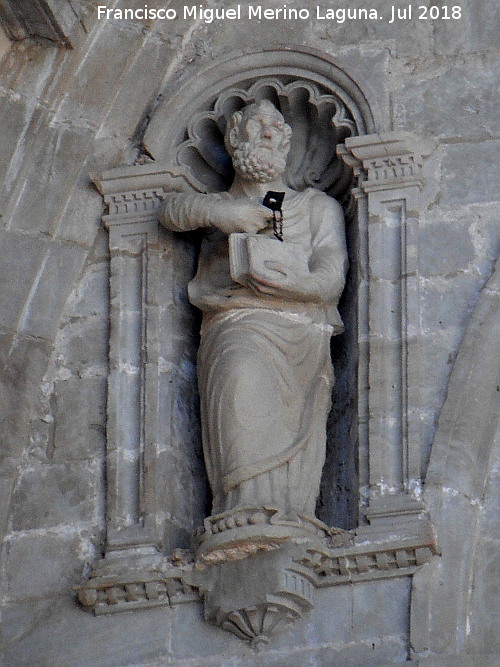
1, 597, 170, 667
52, 377, 106, 461
8, 126, 94, 236
0, 230, 49, 330
352, 578, 411, 641
440, 140, 500, 207
419, 221, 476, 278
18, 242, 88, 340
55, 316, 108, 376
394, 56, 500, 138
3, 532, 90, 601
467, 536, 500, 653
1, 334, 53, 456
170, 602, 242, 660
54, 23, 146, 130
420, 273, 485, 334
10, 462, 99, 530
432, 0, 500, 55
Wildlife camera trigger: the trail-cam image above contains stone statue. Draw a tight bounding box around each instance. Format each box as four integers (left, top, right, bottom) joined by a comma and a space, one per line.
160, 99, 347, 545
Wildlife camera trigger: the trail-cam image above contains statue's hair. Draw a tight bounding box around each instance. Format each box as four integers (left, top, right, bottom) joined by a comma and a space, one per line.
224, 100, 292, 156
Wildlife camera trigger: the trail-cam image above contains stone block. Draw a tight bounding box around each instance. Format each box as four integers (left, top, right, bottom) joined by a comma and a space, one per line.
0, 96, 35, 191
419, 220, 475, 278
8, 125, 94, 236
273, 584, 353, 649
20, 241, 87, 340
53, 169, 104, 247
352, 578, 411, 641
0, 473, 16, 539
54, 22, 145, 130
479, 467, 500, 536
420, 273, 484, 334
1, 597, 170, 667
394, 56, 499, 138
311, 0, 432, 59
65, 261, 109, 320
0, 230, 49, 330
468, 0, 500, 52
316, 635, 409, 665
10, 461, 99, 531
56, 316, 109, 375
53, 377, 106, 461
466, 537, 500, 653
415, 329, 463, 407
430, 0, 499, 55
440, 141, 500, 207
1, 334, 53, 458
97, 35, 178, 141
170, 601, 242, 660
422, 493, 480, 654
3, 532, 89, 601
417, 656, 500, 667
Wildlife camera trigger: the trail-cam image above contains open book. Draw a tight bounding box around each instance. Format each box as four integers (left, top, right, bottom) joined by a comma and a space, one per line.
229, 233, 309, 287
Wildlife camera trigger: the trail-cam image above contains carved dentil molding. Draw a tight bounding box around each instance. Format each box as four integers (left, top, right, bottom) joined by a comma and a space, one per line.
76, 520, 437, 619
338, 131, 436, 194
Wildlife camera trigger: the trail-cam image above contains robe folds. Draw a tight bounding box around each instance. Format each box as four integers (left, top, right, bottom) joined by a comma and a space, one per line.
198, 308, 334, 516
160, 186, 347, 518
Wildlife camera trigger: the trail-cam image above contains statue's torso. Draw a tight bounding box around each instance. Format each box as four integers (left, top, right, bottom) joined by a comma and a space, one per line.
188, 188, 340, 329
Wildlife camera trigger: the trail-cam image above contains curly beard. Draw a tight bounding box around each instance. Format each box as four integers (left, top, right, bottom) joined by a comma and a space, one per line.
231, 142, 287, 183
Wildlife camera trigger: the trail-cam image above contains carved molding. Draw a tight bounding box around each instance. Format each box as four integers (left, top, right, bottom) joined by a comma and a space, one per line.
77, 520, 437, 617
338, 132, 435, 194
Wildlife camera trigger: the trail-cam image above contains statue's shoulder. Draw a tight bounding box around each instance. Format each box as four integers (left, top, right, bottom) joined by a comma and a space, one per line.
303, 188, 343, 215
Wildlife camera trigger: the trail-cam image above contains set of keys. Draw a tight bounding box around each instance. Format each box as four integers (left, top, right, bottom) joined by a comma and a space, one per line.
263, 191, 285, 242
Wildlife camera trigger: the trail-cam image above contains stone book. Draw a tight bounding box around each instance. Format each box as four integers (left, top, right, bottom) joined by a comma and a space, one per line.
229, 232, 309, 286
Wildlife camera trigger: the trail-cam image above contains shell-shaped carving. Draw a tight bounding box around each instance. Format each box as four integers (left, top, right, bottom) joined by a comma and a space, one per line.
174, 77, 356, 198
218, 603, 298, 647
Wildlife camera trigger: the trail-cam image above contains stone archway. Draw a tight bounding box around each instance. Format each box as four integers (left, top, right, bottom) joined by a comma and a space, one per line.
410, 253, 500, 661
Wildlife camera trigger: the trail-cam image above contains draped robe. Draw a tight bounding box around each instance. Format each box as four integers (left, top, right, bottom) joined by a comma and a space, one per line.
160, 188, 347, 517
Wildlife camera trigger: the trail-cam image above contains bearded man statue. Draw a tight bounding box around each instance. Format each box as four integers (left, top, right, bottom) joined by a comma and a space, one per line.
160, 100, 347, 556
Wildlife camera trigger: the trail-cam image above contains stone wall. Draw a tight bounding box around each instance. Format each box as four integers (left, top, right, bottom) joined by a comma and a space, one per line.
0, 1, 498, 665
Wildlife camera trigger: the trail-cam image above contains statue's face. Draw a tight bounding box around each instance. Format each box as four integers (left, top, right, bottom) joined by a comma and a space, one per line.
240, 110, 288, 158
226, 102, 291, 183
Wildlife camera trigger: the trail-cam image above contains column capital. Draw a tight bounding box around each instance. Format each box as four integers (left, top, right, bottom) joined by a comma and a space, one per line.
338, 131, 436, 193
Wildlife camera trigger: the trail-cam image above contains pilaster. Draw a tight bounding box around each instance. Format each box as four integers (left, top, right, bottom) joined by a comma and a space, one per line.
90, 163, 204, 572
338, 132, 435, 526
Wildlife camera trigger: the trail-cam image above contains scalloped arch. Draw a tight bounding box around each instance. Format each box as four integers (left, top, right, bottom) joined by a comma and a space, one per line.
143, 47, 374, 196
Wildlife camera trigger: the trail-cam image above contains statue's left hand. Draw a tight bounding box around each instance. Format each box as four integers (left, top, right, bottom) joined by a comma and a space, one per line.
246, 260, 321, 302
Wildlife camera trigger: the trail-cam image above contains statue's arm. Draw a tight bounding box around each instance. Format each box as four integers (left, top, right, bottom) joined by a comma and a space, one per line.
308, 193, 348, 304
159, 192, 269, 235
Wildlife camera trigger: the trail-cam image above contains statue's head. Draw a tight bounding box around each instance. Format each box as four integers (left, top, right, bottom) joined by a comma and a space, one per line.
224, 100, 292, 183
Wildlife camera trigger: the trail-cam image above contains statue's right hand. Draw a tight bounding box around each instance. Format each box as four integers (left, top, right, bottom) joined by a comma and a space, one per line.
209, 200, 270, 235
